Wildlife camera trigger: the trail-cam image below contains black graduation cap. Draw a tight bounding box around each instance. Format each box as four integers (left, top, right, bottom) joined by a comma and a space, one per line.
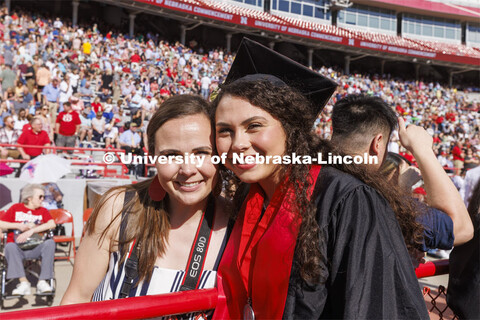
224, 37, 338, 116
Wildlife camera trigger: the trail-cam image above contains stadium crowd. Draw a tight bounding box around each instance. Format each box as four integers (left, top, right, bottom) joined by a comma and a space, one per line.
316, 68, 479, 177
0, 6, 478, 183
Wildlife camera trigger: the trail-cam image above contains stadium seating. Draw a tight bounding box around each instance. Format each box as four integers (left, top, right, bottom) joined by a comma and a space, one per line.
193, 0, 480, 59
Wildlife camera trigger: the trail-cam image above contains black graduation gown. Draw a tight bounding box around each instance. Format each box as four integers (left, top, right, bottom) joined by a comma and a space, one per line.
283, 167, 429, 319
447, 214, 480, 319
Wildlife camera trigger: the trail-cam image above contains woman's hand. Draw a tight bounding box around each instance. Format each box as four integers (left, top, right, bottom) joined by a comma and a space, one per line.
16, 229, 34, 243
398, 117, 433, 156
16, 223, 31, 232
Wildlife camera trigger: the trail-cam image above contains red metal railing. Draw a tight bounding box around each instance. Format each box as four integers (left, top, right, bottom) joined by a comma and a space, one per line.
415, 259, 449, 278
0, 260, 454, 319
4, 288, 218, 320
0, 143, 130, 178
0, 143, 125, 154
415, 259, 458, 319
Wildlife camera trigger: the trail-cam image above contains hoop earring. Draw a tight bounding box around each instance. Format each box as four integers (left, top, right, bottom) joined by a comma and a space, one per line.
148, 175, 166, 201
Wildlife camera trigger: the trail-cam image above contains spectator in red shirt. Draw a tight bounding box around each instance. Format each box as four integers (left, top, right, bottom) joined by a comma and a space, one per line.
55, 102, 81, 154
91, 96, 103, 114
435, 115, 444, 132
433, 133, 441, 145
130, 51, 141, 72
17, 117, 51, 160
446, 111, 456, 122
159, 87, 170, 98
130, 52, 141, 63
0, 184, 56, 295
452, 141, 464, 175
396, 105, 405, 115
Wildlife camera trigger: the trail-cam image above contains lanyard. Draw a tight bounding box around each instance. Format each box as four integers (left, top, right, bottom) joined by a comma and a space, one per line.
119, 195, 215, 298
180, 195, 215, 291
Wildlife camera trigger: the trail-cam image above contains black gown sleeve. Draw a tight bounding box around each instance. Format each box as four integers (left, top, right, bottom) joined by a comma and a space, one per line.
284, 167, 429, 320
447, 214, 480, 319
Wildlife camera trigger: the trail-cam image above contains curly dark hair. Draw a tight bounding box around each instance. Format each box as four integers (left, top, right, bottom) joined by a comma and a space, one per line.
212, 80, 423, 283
212, 80, 327, 282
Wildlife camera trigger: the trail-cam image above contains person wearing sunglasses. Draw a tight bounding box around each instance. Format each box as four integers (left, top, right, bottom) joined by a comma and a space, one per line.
0, 184, 56, 295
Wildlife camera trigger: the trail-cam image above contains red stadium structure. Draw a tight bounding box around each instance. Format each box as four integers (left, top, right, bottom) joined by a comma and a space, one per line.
89, 0, 478, 82
124, 0, 480, 64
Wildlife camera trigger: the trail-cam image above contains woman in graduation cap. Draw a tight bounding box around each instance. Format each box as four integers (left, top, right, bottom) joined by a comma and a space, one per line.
61, 95, 229, 314
211, 38, 428, 319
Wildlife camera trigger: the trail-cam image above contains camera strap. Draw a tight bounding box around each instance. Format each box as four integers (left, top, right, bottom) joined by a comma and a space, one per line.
179, 195, 215, 291
119, 239, 139, 298
119, 191, 137, 299
119, 194, 215, 298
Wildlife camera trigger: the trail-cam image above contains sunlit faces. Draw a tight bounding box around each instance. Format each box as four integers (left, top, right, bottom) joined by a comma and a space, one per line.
154, 114, 217, 207
215, 95, 287, 187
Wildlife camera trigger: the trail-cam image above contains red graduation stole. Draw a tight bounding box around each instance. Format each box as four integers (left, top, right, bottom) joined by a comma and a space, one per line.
213, 165, 322, 319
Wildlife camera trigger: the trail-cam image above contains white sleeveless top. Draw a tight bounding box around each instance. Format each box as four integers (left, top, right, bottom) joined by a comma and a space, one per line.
92, 251, 217, 318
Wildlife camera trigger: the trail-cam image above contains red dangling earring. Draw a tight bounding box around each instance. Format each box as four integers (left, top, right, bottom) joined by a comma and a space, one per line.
148, 175, 166, 201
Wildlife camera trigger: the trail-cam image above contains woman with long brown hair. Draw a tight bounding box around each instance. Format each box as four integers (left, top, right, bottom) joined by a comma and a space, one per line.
61, 95, 229, 316
211, 38, 428, 319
